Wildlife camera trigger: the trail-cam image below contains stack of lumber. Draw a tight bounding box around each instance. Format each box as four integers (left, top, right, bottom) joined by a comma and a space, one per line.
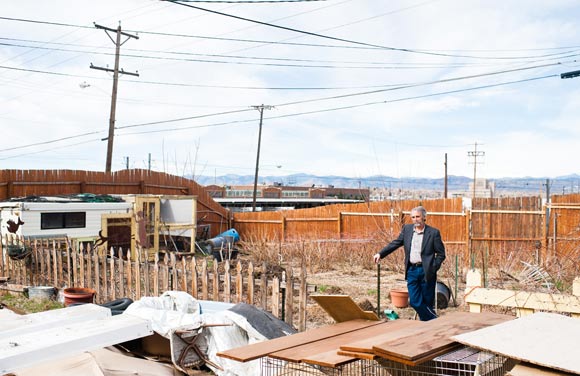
217, 311, 513, 369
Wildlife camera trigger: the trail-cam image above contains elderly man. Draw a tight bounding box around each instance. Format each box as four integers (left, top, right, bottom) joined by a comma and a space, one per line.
373, 206, 446, 321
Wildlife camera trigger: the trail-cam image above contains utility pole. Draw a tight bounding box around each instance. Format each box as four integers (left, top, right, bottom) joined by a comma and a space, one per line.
444, 153, 448, 198
91, 22, 139, 173
251, 105, 274, 212
467, 142, 485, 199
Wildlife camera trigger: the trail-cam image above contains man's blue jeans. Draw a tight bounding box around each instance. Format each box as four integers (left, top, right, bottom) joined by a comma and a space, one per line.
407, 264, 437, 321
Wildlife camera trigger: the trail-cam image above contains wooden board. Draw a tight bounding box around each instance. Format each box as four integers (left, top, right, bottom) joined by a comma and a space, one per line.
217, 319, 382, 362
336, 349, 377, 360
339, 319, 422, 354
372, 311, 513, 366
269, 321, 394, 366
453, 312, 580, 375
508, 362, 575, 376
0, 313, 152, 374
311, 295, 380, 322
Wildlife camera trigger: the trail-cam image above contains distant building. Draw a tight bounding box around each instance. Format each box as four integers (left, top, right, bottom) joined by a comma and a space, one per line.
452, 178, 495, 198
205, 184, 369, 211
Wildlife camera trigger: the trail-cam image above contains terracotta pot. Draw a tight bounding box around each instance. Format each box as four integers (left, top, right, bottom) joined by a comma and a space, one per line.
390, 288, 409, 308
63, 287, 96, 306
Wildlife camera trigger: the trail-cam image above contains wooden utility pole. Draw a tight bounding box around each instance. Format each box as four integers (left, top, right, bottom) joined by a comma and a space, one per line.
251, 105, 274, 212
444, 153, 448, 198
91, 22, 139, 173
468, 142, 485, 198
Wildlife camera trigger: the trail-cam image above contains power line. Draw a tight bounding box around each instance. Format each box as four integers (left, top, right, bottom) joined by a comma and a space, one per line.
0, 70, 561, 155
162, 0, 580, 60
3, 15, 580, 58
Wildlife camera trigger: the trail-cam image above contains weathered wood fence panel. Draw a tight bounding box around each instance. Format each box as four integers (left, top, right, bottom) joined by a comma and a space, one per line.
234, 195, 580, 268
0, 242, 308, 330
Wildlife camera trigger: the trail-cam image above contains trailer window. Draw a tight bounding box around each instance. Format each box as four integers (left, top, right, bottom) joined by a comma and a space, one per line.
41, 212, 86, 229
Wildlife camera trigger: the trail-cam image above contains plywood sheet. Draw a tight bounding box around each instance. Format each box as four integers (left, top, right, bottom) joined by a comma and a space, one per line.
453, 312, 580, 374
373, 311, 513, 366
340, 319, 422, 354
269, 321, 394, 366
217, 319, 382, 362
508, 362, 575, 376
311, 295, 379, 322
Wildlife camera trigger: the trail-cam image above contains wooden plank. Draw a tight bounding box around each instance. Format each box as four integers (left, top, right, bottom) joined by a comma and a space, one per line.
270, 321, 395, 365
300, 349, 358, 368
372, 312, 513, 365
217, 319, 382, 363
453, 312, 580, 374
336, 349, 377, 360
311, 295, 380, 323
0, 313, 152, 374
340, 319, 422, 354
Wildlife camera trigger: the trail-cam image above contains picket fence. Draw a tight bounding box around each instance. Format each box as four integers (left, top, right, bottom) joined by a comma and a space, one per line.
1, 240, 309, 331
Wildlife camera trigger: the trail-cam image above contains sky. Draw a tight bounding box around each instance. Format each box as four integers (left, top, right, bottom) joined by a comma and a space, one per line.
1, 0, 580, 182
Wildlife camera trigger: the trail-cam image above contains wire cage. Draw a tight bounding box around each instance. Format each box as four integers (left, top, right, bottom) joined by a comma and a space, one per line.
375, 346, 517, 376
260, 356, 390, 376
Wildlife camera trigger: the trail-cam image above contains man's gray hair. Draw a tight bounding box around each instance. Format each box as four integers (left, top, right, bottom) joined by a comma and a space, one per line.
411, 206, 427, 218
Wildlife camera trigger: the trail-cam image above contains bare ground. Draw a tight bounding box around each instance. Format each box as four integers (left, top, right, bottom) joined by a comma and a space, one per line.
303, 263, 465, 330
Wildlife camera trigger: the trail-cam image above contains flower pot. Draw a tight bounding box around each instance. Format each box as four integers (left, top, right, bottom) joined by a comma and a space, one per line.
390, 288, 409, 308
63, 287, 96, 306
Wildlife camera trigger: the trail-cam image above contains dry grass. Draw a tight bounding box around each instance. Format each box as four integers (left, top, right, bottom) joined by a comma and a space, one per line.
239, 236, 580, 328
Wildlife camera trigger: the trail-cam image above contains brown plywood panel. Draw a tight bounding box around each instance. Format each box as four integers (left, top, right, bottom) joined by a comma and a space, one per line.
269, 321, 393, 365
340, 319, 422, 354
373, 312, 513, 365
336, 349, 377, 360
299, 349, 359, 368
453, 312, 580, 374
508, 362, 575, 376
311, 295, 380, 323
217, 319, 382, 362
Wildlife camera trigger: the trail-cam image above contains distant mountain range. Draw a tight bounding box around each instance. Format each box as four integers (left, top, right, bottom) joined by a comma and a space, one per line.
192, 173, 580, 196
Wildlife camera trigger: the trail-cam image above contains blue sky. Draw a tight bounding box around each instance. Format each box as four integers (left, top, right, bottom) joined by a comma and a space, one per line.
1, 0, 579, 180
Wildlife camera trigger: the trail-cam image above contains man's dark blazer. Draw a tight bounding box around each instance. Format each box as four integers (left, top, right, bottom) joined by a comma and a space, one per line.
378, 224, 446, 282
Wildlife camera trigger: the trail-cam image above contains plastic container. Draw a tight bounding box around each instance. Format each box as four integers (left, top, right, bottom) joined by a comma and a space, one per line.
28, 286, 56, 300
218, 228, 240, 242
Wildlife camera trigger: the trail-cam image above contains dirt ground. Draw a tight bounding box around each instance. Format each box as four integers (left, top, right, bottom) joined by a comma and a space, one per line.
304, 263, 464, 329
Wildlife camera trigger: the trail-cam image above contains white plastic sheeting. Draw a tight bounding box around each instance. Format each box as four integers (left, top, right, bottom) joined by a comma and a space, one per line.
124, 291, 271, 375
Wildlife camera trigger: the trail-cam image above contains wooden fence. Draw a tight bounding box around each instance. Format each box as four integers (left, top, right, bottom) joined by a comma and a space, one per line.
233, 194, 580, 268
0, 169, 231, 238
0, 240, 309, 331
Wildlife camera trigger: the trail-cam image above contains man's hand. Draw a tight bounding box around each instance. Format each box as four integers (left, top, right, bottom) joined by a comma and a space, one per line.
373, 253, 381, 263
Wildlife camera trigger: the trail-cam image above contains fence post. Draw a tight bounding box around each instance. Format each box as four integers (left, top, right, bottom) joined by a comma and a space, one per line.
298, 263, 307, 332
284, 268, 293, 327
248, 262, 255, 305
465, 269, 482, 313
260, 262, 268, 310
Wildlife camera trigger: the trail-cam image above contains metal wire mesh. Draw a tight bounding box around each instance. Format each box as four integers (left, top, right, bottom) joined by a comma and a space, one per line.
375, 346, 516, 376
260, 356, 388, 376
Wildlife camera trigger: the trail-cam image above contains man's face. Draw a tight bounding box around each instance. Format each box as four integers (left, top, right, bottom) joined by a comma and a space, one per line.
411, 211, 425, 228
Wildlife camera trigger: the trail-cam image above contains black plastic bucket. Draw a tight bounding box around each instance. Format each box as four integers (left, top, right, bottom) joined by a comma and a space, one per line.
436, 281, 451, 309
